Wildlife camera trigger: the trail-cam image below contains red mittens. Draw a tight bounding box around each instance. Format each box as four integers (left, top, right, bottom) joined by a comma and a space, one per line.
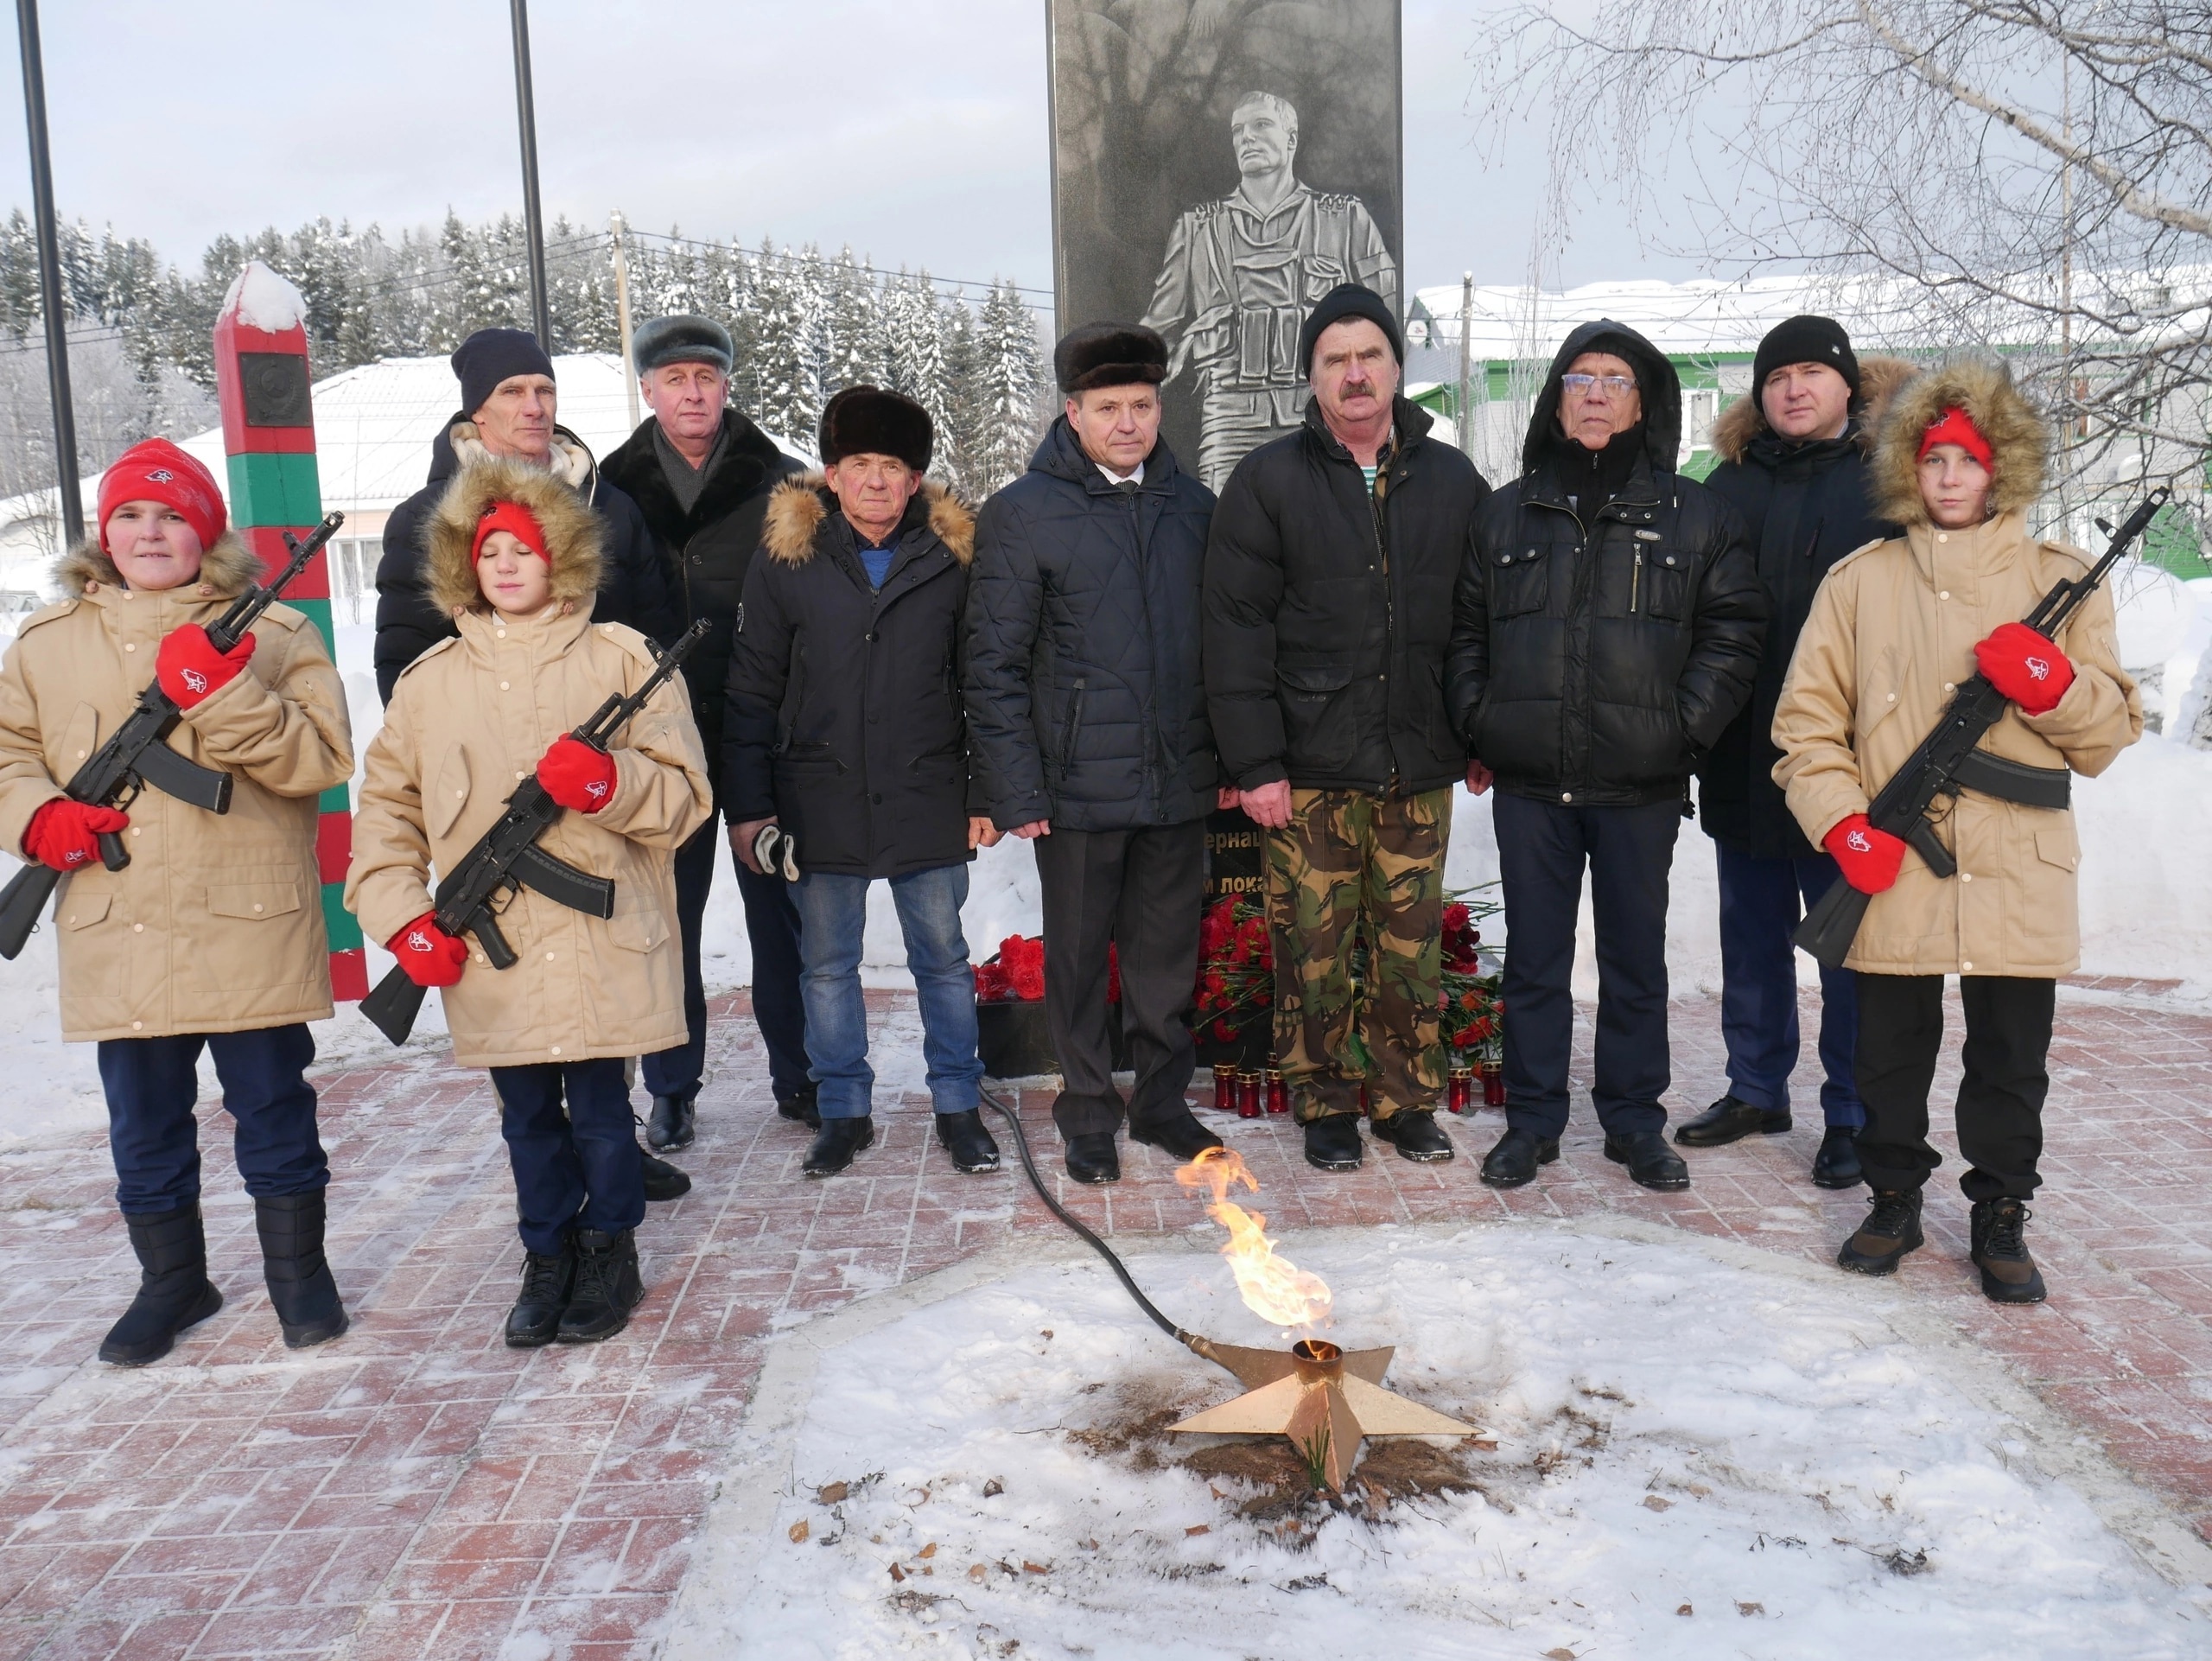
537, 735, 617, 812
1823, 813, 1908, 895
389, 913, 467, 987
1974, 621, 2074, 716
156, 625, 255, 710
22, 799, 129, 872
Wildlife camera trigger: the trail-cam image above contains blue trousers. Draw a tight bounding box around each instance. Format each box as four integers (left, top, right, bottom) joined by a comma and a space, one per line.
791, 862, 984, 1120
1715, 843, 1864, 1128
98, 1024, 327, 1216
1495, 793, 1680, 1139
641, 809, 810, 1103
488, 1058, 645, 1255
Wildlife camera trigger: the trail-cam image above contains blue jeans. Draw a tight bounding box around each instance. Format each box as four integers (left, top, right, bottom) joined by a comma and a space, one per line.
791, 862, 983, 1120
1715, 843, 1864, 1128
98, 1024, 327, 1215
488, 1058, 645, 1254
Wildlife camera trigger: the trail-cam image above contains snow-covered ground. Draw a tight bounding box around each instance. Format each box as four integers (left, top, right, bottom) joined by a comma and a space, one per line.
667, 1221, 2212, 1660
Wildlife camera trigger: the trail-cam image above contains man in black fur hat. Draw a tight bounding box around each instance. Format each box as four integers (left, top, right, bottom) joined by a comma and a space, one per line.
967, 324, 1230, 1184
601, 315, 811, 1152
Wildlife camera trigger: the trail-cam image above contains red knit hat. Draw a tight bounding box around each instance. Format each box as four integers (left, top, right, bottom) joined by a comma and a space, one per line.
471, 500, 549, 563
97, 438, 226, 554
1916, 405, 1995, 471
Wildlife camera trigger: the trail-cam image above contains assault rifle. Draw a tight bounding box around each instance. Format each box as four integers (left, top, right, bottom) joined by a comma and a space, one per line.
358, 618, 708, 1045
0, 512, 345, 961
1795, 487, 2169, 970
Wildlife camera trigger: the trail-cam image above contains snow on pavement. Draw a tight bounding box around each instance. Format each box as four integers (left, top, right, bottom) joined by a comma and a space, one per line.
678, 1225, 2211, 1661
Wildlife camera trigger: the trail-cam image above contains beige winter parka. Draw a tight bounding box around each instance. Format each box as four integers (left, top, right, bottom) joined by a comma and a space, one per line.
345, 457, 711, 1069
1772, 360, 2142, 977
0, 534, 353, 1041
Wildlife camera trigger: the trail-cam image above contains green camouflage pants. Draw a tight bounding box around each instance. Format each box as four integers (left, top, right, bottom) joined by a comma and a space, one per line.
1266, 787, 1452, 1123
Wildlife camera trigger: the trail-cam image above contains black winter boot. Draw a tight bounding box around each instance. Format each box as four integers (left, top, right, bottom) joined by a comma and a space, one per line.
1837, 1188, 1924, 1276
1479, 1127, 1559, 1187
1604, 1130, 1690, 1191
99, 1204, 224, 1367
804, 1117, 874, 1177
557, 1228, 645, 1343
646, 1088, 697, 1150
1372, 1108, 1454, 1162
1303, 1115, 1365, 1172
934, 1111, 1002, 1173
254, 1192, 348, 1350
1811, 1125, 1864, 1190
1970, 1197, 2048, 1304
505, 1238, 575, 1348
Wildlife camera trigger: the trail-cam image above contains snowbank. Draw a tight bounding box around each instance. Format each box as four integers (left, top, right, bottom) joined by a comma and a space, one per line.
671, 1224, 2209, 1659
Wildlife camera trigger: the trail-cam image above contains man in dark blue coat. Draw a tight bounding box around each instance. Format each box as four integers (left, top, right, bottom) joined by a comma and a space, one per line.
966, 324, 1230, 1184
1680, 317, 1907, 1189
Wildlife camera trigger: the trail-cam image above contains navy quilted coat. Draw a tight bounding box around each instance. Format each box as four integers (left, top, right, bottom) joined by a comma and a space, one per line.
964, 418, 1219, 832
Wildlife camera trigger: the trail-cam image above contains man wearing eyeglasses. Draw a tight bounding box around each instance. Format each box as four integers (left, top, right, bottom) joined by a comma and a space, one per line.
1445, 321, 1765, 1193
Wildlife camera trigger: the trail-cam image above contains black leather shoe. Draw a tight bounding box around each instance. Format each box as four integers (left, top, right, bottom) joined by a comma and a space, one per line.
640, 1150, 691, 1201
1838, 1188, 1924, 1276
935, 1111, 1001, 1173
254, 1192, 348, 1350
99, 1203, 225, 1367
1129, 1111, 1225, 1161
1478, 1127, 1559, 1187
1065, 1131, 1121, 1185
778, 1085, 822, 1129
1811, 1125, 1864, 1190
647, 1088, 696, 1150
1304, 1115, 1364, 1172
804, 1117, 874, 1177
1371, 1108, 1454, 1163
1673, 1093, 1791, 1147
505, 1239, 575, 1348
556, 1229, 644, 1343
1604, 1130, 1691, 1191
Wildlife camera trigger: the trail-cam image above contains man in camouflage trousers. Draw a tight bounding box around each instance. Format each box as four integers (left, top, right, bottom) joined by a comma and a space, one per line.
1205, 284, 1489, 1171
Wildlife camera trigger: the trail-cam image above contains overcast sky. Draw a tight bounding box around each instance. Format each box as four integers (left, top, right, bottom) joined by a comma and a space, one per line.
0, 0, 1690, 306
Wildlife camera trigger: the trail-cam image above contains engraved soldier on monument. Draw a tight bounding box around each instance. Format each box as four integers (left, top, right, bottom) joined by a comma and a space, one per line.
1141, 91, 1397, 491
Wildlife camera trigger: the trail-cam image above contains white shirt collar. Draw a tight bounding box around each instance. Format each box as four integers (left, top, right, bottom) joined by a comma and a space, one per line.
1097, 460, 1145, 487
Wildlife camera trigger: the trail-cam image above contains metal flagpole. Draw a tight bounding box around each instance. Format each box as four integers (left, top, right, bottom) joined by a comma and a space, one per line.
1456, 272, 1474, 463
508, 0, 553, 351
15, 0, 79, 546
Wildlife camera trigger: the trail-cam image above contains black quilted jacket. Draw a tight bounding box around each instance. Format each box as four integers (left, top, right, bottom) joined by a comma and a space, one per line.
964, 418, 1219, 832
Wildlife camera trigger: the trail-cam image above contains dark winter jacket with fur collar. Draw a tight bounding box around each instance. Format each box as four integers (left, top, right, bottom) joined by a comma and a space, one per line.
599, 410, 804, 797
722, 477, 979, 878
371, 414, 680, 703
1694, 357, 1911, 856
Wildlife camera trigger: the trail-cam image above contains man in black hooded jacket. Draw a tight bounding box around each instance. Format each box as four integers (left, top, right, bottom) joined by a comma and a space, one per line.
1446, 320, 1764, 1193
599, 315, 811, 1152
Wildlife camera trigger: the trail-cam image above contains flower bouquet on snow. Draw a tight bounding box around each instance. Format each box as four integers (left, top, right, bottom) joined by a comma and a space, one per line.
972, 933, 1122, 1079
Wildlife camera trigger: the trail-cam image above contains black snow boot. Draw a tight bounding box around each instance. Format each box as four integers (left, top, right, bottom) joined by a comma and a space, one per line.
1970, 1197, 2048, 1304
646, 1087, 697, 1151
1372, 1108, 1454, 1163
1811, 1125, 1864, 1190
1837, 1188, 1924, 1276
505, 1238, 576, 1348
557, 1228, 645, 1343
935, 1110, 1002, 1174
1303, 1115, 1365, 1172
1479, 1127, 1559, 1187
804, 1117, 875, 1177
254, 1192, 348, 1350
99, 1203, 224, 1367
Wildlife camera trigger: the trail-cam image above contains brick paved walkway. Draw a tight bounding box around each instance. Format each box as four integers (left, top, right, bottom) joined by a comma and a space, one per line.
0, 985, 2208, 1658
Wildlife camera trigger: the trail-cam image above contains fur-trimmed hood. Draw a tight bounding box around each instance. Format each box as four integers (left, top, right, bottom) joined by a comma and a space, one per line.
426, 455, 606, 617
760, 473, 975, 568
55, 528, 259, 599
1709, 354, 1918, 466
1869, 358, 2048, 528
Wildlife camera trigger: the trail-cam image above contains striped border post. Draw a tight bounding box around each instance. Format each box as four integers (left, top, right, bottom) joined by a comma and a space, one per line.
213, 262, 366, 1001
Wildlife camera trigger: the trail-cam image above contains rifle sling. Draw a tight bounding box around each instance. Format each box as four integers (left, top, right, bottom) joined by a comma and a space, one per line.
1950, 749, 2072, 811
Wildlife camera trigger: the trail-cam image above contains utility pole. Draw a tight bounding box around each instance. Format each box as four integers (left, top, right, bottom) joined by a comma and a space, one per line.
15, 0, 79, 547
611, 210, 639, 430
508, 0, 553, 350
1456, 272, 1475, 463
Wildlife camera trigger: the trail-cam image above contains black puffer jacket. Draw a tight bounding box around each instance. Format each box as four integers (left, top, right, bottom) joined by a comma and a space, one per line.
1694, 360, 1909, 856
599, 410, 804, 799
1446, 320, 1766, 808
1204, 396, 1490, 797
965, 418, 1217, 832
723, 477, 977, 879
372, 415, 679, 702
